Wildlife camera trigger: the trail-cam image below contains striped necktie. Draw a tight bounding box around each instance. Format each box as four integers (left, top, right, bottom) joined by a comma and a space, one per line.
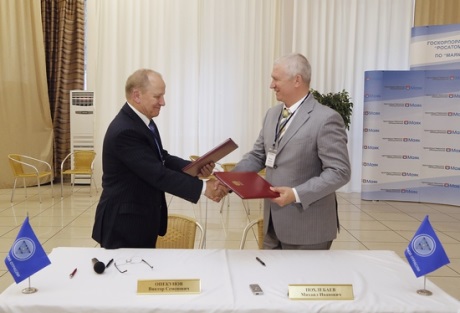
279, 108, 291, 138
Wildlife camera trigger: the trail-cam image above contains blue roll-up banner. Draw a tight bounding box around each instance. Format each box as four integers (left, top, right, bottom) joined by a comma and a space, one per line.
362, 70, 460, 206
362, 24, 460, 206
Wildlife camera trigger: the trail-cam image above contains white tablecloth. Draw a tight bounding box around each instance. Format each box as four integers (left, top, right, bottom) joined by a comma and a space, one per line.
0, 248, 459, 313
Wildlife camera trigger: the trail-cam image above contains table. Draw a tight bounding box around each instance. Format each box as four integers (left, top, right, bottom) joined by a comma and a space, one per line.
0, 248, 459, 313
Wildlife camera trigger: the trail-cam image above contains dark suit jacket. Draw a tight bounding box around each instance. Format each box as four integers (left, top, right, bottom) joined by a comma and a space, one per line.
92, 103, 203, 248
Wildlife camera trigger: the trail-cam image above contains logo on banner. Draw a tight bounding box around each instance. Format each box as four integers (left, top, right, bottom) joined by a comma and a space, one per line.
364, 94, 381, 99
363, 128, 379, 133
363, 145, 379, 150
402, 172, 419, 177
403, 138, 420, 142
403, 120, 421, 125
363, 111, 380, 115
362, 162, 378, 167
362, 179, 378, 184
402, 155, 420, 160
444, 183, 460, 188
405, 103, 422, 107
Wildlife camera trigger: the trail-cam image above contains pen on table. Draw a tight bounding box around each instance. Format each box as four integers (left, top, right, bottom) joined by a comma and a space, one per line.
69, 268, 77, 279
256, 257, 266, 266
106, 258, 114, 268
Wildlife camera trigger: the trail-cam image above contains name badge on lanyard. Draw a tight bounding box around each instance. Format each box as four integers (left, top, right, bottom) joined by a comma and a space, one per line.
266, 146, 277, 168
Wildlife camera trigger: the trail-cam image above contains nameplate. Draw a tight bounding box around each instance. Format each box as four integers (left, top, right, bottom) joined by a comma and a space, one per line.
288, 284, 354, 300
137, 279, 201, 294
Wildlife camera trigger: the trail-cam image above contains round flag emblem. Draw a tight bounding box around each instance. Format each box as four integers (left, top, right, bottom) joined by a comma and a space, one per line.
11, 237, 36, 261
411, 234, 436, 257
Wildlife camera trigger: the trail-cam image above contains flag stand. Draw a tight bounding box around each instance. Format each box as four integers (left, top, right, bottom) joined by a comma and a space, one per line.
416, 276, 432, 296
22, 277, 38, 294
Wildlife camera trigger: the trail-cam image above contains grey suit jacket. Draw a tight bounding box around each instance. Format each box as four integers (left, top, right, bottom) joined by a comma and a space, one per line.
234, 95, 351, 245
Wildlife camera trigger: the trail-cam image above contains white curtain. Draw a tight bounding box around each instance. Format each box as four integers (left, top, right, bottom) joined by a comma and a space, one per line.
86, 0, 414, 192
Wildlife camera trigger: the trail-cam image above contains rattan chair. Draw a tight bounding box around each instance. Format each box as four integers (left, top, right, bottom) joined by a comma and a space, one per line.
60, 150, 97, 197
156, 214, 204, 249
239, 218, 264, 249
8, 154, 54, 203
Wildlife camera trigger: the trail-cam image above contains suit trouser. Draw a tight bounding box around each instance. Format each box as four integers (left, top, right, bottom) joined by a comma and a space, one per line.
264, 215, 332, 250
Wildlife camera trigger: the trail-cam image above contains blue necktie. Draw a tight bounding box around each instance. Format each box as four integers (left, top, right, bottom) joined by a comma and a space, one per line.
148, 121, 164, 163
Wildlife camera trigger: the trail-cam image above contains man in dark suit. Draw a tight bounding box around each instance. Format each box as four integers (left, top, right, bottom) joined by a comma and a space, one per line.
92, 69, 225, 249
232, 53, 351, 250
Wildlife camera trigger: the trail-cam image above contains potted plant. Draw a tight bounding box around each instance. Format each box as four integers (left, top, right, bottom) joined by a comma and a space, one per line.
311, 89, 353, 130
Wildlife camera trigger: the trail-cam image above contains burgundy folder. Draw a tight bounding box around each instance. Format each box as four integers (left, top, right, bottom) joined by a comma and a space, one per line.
182, 138, 238, 177
214, 171, 279, 199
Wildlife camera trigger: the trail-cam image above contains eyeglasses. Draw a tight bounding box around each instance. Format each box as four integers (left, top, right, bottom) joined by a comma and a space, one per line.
114, 257, 154, 273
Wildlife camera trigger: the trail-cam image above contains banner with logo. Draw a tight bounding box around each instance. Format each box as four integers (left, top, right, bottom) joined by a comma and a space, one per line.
362, 70, 460, 206
4, 217, 51, 283
410, 24, 460, 70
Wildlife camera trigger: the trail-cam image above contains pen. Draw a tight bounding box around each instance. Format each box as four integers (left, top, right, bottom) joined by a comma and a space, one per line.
106, 258, 114, 268
69, 268, 77, 278
256, 257, 266, 266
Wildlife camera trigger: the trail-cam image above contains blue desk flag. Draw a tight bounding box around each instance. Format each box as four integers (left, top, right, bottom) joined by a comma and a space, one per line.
4, 217, 51, 284
405, 215, 450, 278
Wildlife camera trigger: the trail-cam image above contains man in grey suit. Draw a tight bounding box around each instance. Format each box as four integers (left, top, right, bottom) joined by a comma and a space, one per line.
233, 53, 351, 250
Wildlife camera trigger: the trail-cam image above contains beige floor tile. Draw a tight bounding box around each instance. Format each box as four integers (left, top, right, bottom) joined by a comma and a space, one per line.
428, 277, 460, 301
444, 231, 460, 241
364, 212, 418, 221
347, 230, 407, 242
331, 241, 368, 250
360, 242, 409, 258
340, 220, 389, 231
335, 229, 360, 242
379, 220, 426, 231
338, 211, 375, 221
447, 258, 460, 274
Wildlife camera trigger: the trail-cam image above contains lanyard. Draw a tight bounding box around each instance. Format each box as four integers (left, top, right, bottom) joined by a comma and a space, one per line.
273, 93, 309, 145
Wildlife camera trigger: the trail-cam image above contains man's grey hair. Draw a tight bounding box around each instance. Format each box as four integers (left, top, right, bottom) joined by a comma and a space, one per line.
274, 53, 311, 85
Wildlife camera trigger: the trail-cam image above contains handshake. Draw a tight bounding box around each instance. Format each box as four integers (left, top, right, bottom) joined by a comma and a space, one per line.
204, 179, 229, 202
197, 162, 229, 202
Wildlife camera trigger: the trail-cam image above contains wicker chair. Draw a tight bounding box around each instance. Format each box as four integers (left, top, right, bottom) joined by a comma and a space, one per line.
156, 214, 204, 249
8, 154, 54, 203
60, 150, 97, 197
239, 218, 264, 249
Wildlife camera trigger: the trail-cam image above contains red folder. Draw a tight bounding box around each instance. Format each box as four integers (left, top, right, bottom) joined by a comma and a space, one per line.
182, 138, 238, 177
214, 171, 279, 199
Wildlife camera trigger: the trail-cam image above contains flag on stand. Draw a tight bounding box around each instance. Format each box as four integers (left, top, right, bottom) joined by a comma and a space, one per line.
4, 217, 51, 283
405, 215, 450, 277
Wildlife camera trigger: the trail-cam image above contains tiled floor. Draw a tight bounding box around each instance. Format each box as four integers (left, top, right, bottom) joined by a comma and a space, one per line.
0, 184, 459, 301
